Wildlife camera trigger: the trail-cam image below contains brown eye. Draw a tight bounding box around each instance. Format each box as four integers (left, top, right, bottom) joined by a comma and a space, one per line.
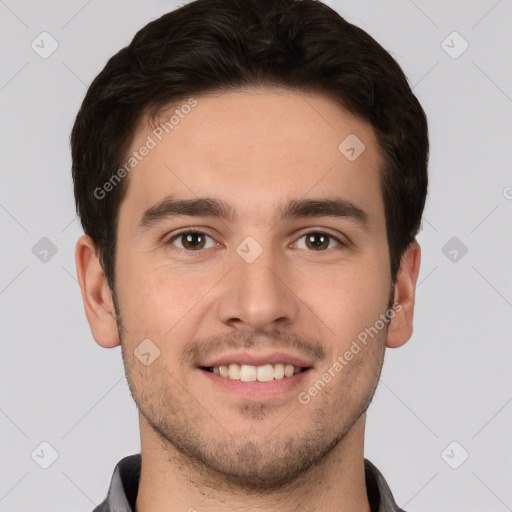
169, 231, 215, 251
296, 232, 342, 251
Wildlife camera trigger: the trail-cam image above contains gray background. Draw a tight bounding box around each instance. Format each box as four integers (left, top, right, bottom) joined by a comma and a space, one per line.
1, 0, 511, 510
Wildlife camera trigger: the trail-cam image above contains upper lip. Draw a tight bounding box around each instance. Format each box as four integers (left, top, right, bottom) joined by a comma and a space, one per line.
199, 350, 314, 369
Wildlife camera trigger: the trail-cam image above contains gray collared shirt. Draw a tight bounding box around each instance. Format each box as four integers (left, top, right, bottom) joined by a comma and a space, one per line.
92, 454, 406, 512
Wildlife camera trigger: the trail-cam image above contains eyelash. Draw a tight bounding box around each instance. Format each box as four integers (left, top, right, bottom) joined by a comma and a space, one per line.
165, 229, 347, 253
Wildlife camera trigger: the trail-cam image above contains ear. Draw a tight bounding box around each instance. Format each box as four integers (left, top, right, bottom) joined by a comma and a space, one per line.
75, 234, 121, 348
386, 240, 421, 349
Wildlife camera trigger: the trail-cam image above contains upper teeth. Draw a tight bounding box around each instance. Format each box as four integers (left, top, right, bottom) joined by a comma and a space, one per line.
211, 363, 302, 381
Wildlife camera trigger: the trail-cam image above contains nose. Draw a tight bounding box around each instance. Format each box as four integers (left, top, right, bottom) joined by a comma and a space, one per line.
216, 242, 300, 334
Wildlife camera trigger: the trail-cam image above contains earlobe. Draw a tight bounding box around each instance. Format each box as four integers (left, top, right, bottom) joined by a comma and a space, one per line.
386, 240, 421, 349
75, 234, 121, 348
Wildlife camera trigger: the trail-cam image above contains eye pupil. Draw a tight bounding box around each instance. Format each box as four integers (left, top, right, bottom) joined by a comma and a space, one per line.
183, 232, 205, 250
306, 233, 329, 250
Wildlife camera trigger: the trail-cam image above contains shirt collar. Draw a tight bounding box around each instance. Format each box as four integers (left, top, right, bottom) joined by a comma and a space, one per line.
93, 454, 405, 512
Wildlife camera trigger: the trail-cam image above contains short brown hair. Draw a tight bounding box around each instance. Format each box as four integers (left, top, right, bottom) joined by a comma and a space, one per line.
71, 0, 428, 290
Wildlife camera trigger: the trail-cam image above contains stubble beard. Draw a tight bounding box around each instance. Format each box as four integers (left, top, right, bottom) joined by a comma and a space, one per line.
111, 287, 388, 493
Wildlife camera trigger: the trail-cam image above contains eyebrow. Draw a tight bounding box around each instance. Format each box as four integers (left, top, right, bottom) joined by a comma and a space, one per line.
136, 195, 370, 232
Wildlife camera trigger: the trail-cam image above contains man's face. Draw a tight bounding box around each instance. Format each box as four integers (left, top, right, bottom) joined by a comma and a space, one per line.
114, 88, 392, 488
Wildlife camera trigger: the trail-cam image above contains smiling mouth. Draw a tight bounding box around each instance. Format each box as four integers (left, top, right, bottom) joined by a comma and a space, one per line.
200, 363, 311, 382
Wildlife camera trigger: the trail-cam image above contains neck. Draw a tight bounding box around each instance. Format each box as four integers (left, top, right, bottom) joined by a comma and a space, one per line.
135, 414, 371, 512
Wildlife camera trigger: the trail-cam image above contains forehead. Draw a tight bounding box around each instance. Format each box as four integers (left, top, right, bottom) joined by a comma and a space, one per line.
119, 87, 384, 228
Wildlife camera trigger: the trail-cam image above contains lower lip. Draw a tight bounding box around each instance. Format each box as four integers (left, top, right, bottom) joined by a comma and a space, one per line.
198, 368, 312, 400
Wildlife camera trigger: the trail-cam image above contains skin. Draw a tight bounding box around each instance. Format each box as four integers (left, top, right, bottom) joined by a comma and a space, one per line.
75, 87, 421, 512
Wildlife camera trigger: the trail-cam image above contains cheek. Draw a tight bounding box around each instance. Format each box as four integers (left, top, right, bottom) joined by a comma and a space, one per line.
116, 259, 216, 343
311, 258, 391, 350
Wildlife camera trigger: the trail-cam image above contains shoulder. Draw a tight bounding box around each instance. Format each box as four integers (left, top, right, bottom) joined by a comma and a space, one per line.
364, 458, 407, 512
90, 454, 142, 512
